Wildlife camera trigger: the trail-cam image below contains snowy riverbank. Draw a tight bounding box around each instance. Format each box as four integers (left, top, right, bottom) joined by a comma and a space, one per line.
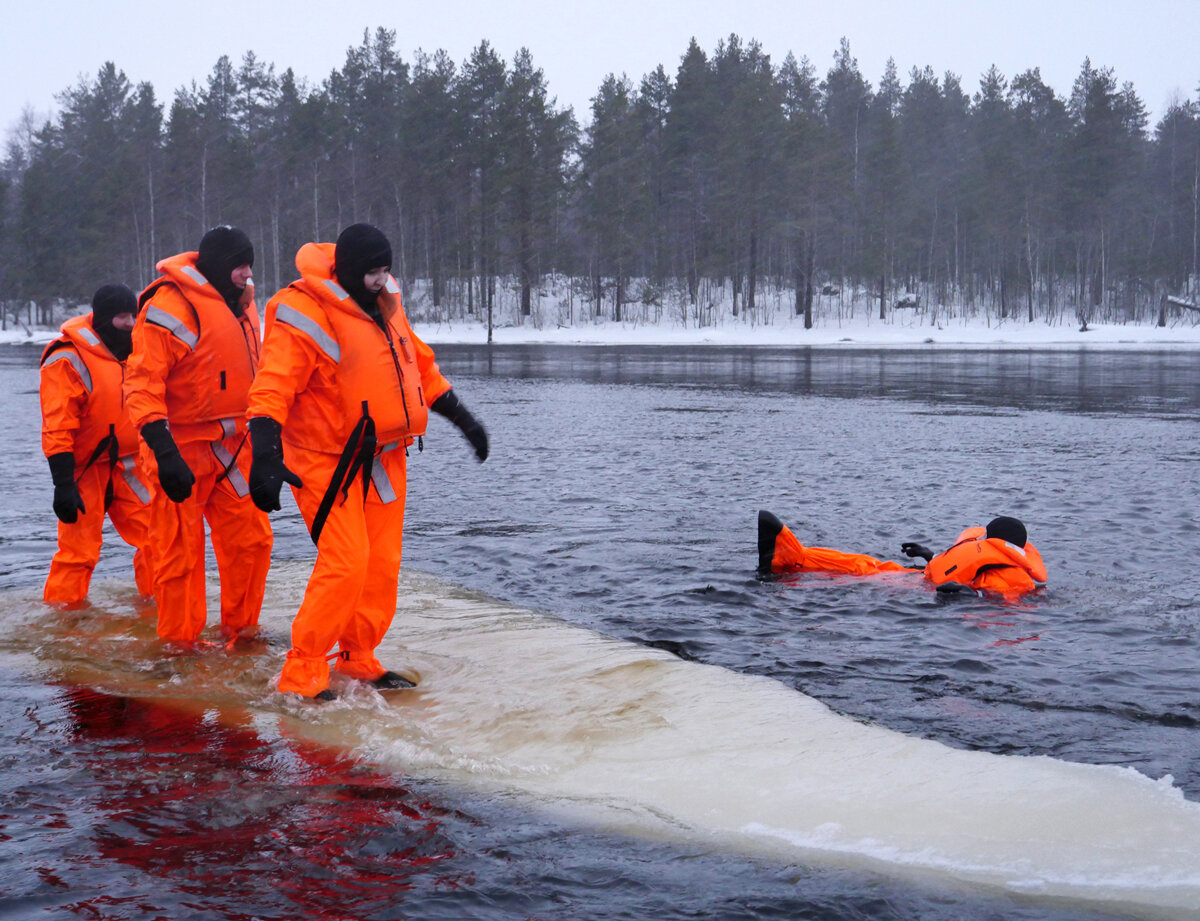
5, 313, 1200, 350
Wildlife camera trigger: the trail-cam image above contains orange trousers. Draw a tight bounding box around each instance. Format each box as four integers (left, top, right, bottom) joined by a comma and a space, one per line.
769, 522, 916, 576
278, 444, 407, 697
44, 459, 156, 605
142, 433, 273, 644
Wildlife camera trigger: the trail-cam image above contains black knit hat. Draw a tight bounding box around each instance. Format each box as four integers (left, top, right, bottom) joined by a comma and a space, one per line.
91, 283, 137, 328
334, 223, 392, 310
335, 224, 391, 279
196, 225, 254, 306
91, 283, 136, 359
985, 516, 1028, 547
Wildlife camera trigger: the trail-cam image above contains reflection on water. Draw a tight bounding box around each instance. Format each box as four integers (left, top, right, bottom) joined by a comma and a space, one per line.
32, 686, 463, 918
1, 342, 1197, 921
431, 343, 1200, 416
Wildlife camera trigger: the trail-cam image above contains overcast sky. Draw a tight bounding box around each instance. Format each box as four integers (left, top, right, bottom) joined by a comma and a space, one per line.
5, 0, 1199, 138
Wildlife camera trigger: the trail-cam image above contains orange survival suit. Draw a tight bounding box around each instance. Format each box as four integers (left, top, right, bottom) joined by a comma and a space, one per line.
125, 253, 273, 643
923, 526, 1047, 596
40, 314, 155, 604
247, 242, 452, 697
758, 511, 1047, 597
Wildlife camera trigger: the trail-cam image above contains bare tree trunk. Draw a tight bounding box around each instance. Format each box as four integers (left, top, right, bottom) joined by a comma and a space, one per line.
1024, 214, 1036, 322
747, 228, 758, 314
794, 230, 806, 317
312, 161, 320, 241
271, 204, 281, 298
201, 144, 208, 230
520, 224, 532, 318
1192, 155, 1199, 300
147, 165, 156, 281
804, 235, 815, 330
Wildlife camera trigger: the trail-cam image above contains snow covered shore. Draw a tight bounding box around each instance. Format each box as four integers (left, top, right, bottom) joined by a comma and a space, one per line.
406, 314, 1200, 350
5, 314, 1200, 350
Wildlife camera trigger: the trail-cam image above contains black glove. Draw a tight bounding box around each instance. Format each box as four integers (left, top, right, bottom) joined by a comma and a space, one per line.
48, 452, 85, 524
935, 581, 970, 595
901, 541, 934, 562
431, 390, 489, 462
141, 419, 195, 503
248, 416, 303, 513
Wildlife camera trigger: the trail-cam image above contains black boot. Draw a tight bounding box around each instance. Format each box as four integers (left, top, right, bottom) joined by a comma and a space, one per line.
372, 671, 415, 690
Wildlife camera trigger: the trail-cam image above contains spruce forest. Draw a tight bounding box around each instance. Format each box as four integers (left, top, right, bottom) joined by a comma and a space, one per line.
2, 29, 1199, 333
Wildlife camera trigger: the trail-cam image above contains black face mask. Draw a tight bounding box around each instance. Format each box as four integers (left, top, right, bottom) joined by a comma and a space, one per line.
89, 284, 137, 360
199, 266, 245, 311
95, 322, 132, 361
336, 272, 377, 313
196, 226, 254, 313
334, 223, 392, 321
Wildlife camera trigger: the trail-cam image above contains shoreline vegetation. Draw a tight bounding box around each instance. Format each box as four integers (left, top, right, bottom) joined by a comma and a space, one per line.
3, 31, 1199, 339
5, 280, 1200, 350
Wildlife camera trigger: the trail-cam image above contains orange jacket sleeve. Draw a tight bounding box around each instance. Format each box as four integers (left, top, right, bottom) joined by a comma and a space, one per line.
123, 287, 196, 431
40, 349, 88, 458
411, 327, 451, 405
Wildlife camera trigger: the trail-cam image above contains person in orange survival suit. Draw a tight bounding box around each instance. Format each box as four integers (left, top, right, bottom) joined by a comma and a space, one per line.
124, 226, 274, 646
758, 510, 1047, 597
246, 223, 489, 700
40, 284, 156, 605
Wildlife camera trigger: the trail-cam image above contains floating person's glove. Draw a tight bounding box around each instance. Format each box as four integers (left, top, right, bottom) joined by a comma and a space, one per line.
431, 390, 489, 462
935, 581, 972, 595
901, 541, 934, 562
141, 419, 195, 503
248, 416, 303, 512
48, 452, 85, 523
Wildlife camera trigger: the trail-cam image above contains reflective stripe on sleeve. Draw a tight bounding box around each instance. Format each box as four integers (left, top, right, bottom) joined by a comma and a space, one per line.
43, 349, 93, 391
144, 306, 199, 349
274, 304, 340, 363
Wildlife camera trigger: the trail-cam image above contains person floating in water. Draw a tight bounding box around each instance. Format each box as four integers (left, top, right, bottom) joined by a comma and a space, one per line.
757, 510, 1046, 597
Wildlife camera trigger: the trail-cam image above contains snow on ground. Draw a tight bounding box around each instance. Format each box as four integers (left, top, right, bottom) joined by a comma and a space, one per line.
408, 314, 1200, 350
5, 313, 1200, 350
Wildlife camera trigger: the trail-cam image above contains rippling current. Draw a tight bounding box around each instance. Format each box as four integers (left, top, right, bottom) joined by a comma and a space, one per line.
1, 342, 1197, 921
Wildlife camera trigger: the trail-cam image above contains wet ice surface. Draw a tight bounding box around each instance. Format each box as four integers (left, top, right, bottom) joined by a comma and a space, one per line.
1, 342, 1197, 921
406, 345, 1200, 795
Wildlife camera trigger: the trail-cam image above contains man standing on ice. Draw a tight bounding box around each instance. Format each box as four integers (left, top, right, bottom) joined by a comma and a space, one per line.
40, 284, 156, 605
125, 226, 274, 647
247, 223, 489, 701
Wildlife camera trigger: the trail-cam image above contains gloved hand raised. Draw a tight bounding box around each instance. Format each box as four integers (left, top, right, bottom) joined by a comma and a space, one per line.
248, 416, 303, 513
430, 390, 489, 462
141, 419, 195, 503
901, 541, 934, 562
48, 452, 85, 524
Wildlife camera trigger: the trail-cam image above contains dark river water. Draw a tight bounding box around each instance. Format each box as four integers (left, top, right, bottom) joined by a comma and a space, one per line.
1, 342, 1197, 921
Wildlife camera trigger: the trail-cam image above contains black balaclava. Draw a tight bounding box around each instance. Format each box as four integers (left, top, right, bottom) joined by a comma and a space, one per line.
334, 223, 392, 320
196, 225, 254, 312
91, 283, 137, 360
985, 516, 1028, 547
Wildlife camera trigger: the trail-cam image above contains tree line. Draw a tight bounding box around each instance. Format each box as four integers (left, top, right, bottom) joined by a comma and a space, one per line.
2, 28, 1199, 333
